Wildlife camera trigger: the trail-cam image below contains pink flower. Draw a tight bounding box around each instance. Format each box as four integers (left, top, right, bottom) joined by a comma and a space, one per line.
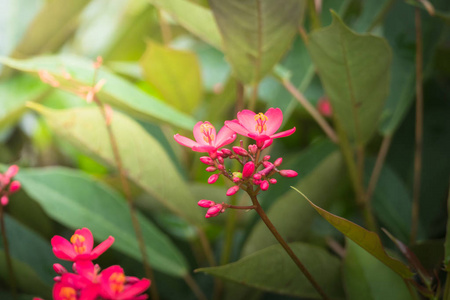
51, 228, 114, 262
99, 266, 150, 300
317, 96, 332, 117
225, 108, 295, 147
174, 121, 236, 154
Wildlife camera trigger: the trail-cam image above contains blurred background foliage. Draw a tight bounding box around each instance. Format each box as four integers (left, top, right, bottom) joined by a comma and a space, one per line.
0, 0, 449, 299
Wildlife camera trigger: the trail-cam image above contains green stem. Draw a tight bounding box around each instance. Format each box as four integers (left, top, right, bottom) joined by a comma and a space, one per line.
0, 207, 17, 300
444, 273, 450, 300
220, 194, 238, 265
249, 194, 330, 300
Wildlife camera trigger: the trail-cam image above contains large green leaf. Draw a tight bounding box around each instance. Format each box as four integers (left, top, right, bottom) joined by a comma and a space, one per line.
243, 145, 343, 255
0, 74, 49, 129
147, 0, 222, 49
344, 239, 412, 300
307, 11, 391, 145
0, 55, 196, 130
197, 243, 344, 299
28, 104, 204, 225
16, 167, 188, 277
141, 42, 202, 113
296, 187, 414, 279
209, 0, 305, 84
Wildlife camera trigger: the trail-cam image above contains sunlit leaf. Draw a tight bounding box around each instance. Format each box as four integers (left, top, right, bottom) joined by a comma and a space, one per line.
28, 104, 205, 226
307, 11, 391, 145
0, 55, 196, 130
141, 42, 202, 113
197, 242, 344, 299
16, 167, 189, 277
294, 187, 414, 279
209, 0, 305, 84
344, 239, 412, 300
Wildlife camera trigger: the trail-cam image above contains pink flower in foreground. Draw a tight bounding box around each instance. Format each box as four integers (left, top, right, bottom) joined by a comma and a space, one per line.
51, 228, 114, 262
174, 121, 236, 154
99, 266, 150, 300
225, 108, 295, 147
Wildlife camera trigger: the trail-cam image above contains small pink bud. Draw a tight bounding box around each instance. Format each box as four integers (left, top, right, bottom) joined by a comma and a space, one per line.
248, 144, 258, 154
262, 161, 273, 168
216, 150, 224, 157
317, 96, 332, 117
198, 200, 216, 208
5, 165, 19, 178
200, 156, 214, 165
259, 165, 274, 176
269, 178, 277, 184
208, 174, 220, 184
226, 185, 240, 196
260, 180, 269, 191
263, 155, 271, 161
232, 146, 248, 156
206, 204, 223, 218
0, 174, 9, 186
221, 148, 232, 157
209, 151, 217, 160
217, 164, 225, 170
233, 177, 240, 183
253, 179, 261, 185
253, 173, 262, 180
274, 157, 283, 167
242, 161, 255, 178
1, 196, 9, 206
9, 181, 21, 193
280, 170, 298, 177
53, 263, 68, 275
218, 156, 224, 164
206, 166, 217, 172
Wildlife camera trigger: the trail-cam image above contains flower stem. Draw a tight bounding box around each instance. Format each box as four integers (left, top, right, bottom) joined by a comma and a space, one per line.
0, 207, 17, 300
249, 194, 330, 300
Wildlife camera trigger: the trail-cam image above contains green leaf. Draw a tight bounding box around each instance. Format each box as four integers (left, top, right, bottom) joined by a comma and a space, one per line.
0, 55, 196, 130
209, 0, 305, 84
352, 0, 395, 33
141, 42, 202, 113
0, 74, 49, 129
243, 144, 343, 255
307, 11, 392, 145
344, 239, 412, 300
295, 187, 414, 279
197, 242, 344, 299
28, 104, 205, 226
147, 0, 222, 49
16, 167, 189, 277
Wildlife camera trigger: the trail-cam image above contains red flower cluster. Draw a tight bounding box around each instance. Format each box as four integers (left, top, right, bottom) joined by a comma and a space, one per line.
40, 228, 150, 300
0, 165, 21, 206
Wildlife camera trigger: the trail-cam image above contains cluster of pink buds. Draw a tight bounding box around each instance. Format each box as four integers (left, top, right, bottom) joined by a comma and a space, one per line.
0, 165, 21, 206
175, 108, 298, 218
34, 228, 150, 300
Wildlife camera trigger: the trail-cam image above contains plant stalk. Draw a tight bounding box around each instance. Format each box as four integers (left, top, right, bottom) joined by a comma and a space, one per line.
444, 273, 450, 300
0, 207, 17, 300
184, 274, 208, 300
249, 194, 330, 300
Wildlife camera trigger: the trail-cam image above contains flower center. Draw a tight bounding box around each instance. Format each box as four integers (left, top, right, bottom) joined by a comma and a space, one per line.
59, 287, 77, 300
109, 272, 126, 294
254, 113, 268, 134
70, 234, 87, 254
200, 123, 215, 144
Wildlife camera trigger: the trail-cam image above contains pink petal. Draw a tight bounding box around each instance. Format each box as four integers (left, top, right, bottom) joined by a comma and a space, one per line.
91, 236, 114, 260
119, 279, 151, 300
174, 134, 200, 149
264, 108, 283, 135
214, 125, 236, 147
236, 110, 257, 132
191, 145, 216, 153
247, 133, 270, 142
270, 127, 296, 139
193, 121, 216, 146
77, 228, 94, 253
51, 236, 76, 260
79, 283, 101, 300
224, 120, 250, 137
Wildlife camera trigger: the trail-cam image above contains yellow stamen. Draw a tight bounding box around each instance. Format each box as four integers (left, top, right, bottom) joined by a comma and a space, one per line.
70, 234, 87, 254
254, 113, 268, 133
109, 272, 126, 294
59, 287, 76, 300
200, 123, 215, 144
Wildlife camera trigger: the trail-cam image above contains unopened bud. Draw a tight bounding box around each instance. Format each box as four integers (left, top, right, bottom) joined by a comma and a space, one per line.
232, 146, 248, 156
259, 165, 274, 176
233, 177, 240, 183
274, 157, 283, 167
253, 173, 262, 180
221, 148, 232, 157
279, 170, 298, 177
208, 151, 217, 160
5, 165, 19, 178
242, 161, 255, 178
208, 174, 220, 184
206, 166, 217, 172
217, 164, 225, 170
1, 196, 8, 206
226, 185, 240, 196
206, 204, 223, 218
262, 161, 273, 168
269, 178, 277, 184
9, 181, 21, 193
200, 156, 214, 165
260, 180, 269, 191
253, 179, 261, 185
218, 156, 224, 164
53, 263, 68, 275
248, 144, 258, 155
263, 155, 270, 161
198, 200, 216, 208
216, 150, 224, 157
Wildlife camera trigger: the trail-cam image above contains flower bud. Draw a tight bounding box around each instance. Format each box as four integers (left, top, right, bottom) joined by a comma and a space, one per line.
253, 173, 261, 180
1, 196, 8, 206
206, 204, 223, 218
253, 179, 261, 185
221, 148, 232, 157
242, 161, 255, 178
209, 151, 217, 160
217, 164, 225, 170
269, 178, 277, 184
198, 200, 216, 208
259, 165, 274, 176
232, 172, 242, 179
218, 156, 224, 164
53, 263, 68, 275
274, 157, 283, 167
206, 166, 217, 172
9, 181, 21, 193
279, 170, 298, 177
232, 146, 248, 156
208, 174, 220, 184
260, 180, 269, 191
5, 165, 19, 178
216, 150, 224, 157
232, 177, 240, 183
200, 156, 214, 165
248, 144, 258, 155
263, 155, 270, 161
226, 185, 240, 196
262, 161, 273, 168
